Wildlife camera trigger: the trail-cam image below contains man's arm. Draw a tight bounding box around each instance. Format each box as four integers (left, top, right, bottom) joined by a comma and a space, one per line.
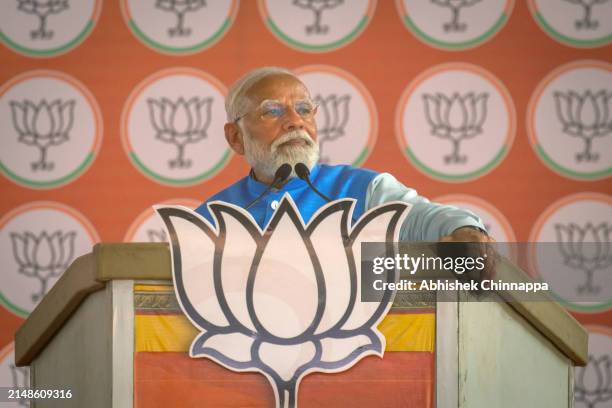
364, 173, 488, 242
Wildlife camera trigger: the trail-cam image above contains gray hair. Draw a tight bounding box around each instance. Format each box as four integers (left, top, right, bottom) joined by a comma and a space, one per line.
225, 66, 301, 122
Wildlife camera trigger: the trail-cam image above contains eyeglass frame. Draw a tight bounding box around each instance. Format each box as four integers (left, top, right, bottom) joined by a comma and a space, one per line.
233, 98, 319, 124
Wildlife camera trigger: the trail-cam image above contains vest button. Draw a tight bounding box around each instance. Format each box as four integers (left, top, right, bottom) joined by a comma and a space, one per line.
271, 200, 279, 210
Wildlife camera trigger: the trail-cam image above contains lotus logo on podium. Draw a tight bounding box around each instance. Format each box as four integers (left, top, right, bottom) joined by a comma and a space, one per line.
157, 196, 409, 408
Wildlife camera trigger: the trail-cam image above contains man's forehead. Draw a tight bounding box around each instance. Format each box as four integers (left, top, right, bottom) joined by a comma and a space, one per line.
245, 74, 310, 103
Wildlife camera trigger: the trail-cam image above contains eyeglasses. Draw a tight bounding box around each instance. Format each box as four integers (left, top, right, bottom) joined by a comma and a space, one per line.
234, 100, 318, 123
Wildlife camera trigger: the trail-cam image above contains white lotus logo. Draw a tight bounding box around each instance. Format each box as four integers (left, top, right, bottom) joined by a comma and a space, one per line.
156, 196, 409, 408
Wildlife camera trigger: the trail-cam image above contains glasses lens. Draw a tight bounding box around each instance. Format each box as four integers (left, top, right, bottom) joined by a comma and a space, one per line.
260, 103, 286, 121
257, 101, 317, 122
295, 101, 316, 119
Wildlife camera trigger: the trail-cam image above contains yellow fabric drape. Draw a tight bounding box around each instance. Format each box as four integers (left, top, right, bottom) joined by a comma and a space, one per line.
134, 313, 435, 353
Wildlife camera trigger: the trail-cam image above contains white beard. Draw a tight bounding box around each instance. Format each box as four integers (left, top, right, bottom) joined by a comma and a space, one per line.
242, 128, 320, 182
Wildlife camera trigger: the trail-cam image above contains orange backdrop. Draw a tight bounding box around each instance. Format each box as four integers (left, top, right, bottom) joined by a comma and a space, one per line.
1, 0, 610, 405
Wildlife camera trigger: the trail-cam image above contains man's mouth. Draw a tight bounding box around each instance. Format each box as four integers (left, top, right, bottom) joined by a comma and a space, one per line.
281, 139, 307, 147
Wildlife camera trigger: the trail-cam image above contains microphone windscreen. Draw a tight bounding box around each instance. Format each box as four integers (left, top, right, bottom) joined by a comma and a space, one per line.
274, 163, 292, 182
294, 163, 310, 180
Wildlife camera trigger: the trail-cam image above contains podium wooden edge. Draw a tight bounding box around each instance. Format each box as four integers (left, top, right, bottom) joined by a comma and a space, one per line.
492, 257, 588, 366
15, 242, 588, 367
94, 242, 172, 281
14, 242, 171, 366
14, 253, 104, 366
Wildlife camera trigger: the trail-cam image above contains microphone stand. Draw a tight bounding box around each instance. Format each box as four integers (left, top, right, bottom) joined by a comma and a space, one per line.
294, 163, 332, 202
244, 163, 292, 210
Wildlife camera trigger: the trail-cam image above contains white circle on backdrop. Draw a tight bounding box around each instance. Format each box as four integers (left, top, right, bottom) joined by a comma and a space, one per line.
0, 202, 99, 317
396, 0, 514, 50
529, 0, 612, 48
259, 0, 376, 52
528, 61, 612, 180
396, 63, 515, 182
0, 71, 102, 189
528, 193, 612, 313
0, 0, 101, 57
121, 0, 237, 54
122, 68, 231, 187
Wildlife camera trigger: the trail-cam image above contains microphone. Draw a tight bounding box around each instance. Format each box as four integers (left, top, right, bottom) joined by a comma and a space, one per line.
244, 164, 292, 210
294, 163, 332, 202
295, 163, 357, 236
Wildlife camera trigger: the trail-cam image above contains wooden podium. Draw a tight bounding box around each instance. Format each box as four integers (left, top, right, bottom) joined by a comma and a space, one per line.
15, 243, 587, 407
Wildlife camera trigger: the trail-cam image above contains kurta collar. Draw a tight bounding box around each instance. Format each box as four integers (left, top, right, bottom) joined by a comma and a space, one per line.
246, 164, 321, 195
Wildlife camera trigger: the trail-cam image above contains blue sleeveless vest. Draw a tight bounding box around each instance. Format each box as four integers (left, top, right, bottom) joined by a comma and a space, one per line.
195, 164, 378, 229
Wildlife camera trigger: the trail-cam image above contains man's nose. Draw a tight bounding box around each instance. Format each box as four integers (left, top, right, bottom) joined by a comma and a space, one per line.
281, 107, 305, 131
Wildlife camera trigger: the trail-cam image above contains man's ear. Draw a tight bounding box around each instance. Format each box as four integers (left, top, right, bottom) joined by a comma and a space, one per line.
224, 122, 245, 155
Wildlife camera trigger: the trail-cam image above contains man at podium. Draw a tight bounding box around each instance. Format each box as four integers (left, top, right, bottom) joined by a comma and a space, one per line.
195, 66, 490, 243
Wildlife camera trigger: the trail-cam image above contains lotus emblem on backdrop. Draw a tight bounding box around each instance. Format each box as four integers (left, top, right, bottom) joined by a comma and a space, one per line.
528, 1, 612, 48
10, 99, 76, 172
147, 96, 213, 169
261, 0, 373, 52
10, 230, 76, 302
562, 0, 610, 30
398, 0, 515, 50
16, 0, 69, 40
528, 62, 612, 180
157, 196, 409, 408
554, 222, 612, 295
423, 92, 489, 164
553, 90, 612, 162
292, 0, 344, 35
430, 0, 482, 32
575, 354, 612, 408
313, 93, 350, 163
155, 0, 206, 37
1, 202, 98, 317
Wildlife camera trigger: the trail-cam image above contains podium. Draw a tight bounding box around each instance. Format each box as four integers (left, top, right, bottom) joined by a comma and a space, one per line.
15, 243, 587, 407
